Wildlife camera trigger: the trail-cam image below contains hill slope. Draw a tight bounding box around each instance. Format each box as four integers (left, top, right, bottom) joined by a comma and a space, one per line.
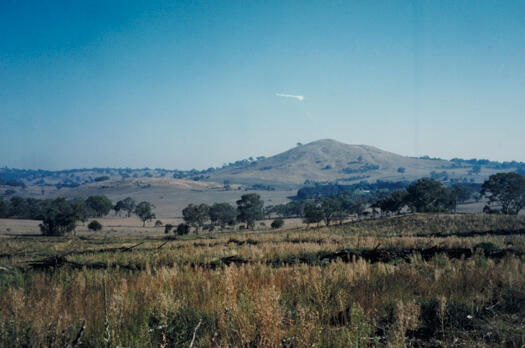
1, 139, 516, 216
205, 139, 481, 187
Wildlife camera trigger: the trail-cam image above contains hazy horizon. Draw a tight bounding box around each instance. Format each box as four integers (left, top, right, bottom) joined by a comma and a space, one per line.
2, 1, 524, 170
2, 138, 524, 172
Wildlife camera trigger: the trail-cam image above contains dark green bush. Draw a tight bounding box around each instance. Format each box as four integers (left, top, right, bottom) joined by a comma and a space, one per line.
271, 219, 284, 229
87, 220, 102, 232
176, 223, 190, 235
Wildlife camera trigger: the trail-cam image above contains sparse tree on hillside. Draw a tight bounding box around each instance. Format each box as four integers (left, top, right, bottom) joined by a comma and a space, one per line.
236, 193, 264, 229
135, 201, 156, 227
319, 198, 342, 226
270, 201, 306, 218
209, 202, 237, 228
39, 198, 78, 236
71, 199, 89, 225
182, 203, 209, 233
481, 172, 525, 215
375, 190, 408, 216
263, 205, 274, 219
85, 195, 113, 217
114, 197, 136, 217
452, 185, 475, 204
405, 178, 455, 213
303, 201, 323, 227
332, 210, 348, 225
336, 193, 366, 217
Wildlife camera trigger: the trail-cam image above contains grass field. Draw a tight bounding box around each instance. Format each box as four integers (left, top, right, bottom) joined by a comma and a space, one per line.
0, 213, 524, 347
11, 176, 296, 218
0, 216, 308, 236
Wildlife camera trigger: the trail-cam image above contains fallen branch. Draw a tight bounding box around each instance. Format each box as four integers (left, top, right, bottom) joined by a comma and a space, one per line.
120, 241, 145, 252
21, 245, 524, 272
227, 238, 258, 246
67, 320, 86, 348
188, 319, 202, 348
422, 228, 525, 238
156, 240, 170, 250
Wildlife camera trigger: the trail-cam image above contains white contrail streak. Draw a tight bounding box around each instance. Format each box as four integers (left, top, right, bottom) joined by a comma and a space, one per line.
276, 93, 304, 101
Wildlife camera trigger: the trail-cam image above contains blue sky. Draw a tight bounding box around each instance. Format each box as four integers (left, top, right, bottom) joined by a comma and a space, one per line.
1, 0, 524, 170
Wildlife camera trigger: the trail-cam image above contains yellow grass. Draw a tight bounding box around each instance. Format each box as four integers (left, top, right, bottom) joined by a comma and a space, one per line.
0, 213, 524, 347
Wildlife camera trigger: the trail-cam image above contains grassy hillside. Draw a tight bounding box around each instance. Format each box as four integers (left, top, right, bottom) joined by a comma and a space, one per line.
205, 139, 506, 186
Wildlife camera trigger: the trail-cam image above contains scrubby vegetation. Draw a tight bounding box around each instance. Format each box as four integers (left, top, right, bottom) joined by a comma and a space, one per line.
0, 214, 524, 347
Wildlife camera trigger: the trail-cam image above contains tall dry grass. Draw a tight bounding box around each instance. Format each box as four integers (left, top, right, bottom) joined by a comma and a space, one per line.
0, 213, 523, 347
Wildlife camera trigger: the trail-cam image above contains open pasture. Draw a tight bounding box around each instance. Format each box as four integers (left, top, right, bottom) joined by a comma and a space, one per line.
0, 214, 524, 347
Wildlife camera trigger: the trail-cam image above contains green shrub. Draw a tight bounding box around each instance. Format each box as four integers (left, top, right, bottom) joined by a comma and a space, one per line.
87, 220, 102, 232
176, 223, 190, 235
271, 219, 284, 229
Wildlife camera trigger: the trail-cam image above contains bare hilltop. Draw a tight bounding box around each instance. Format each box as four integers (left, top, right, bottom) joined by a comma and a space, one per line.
206, 139, 454, 186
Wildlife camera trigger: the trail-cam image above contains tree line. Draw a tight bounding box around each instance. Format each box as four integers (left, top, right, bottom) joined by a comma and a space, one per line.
176, 193, 266, 235
270, 173, 525, 226
0, 195, 157, 235
2, 172, 523, 236
372, 173, 525, 216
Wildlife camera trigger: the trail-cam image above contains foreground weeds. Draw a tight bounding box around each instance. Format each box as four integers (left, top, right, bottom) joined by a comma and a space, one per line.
0, 214, 524, 347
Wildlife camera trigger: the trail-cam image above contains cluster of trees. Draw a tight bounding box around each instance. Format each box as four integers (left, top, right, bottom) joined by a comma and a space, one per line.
0, 195, 157, 236
38, 198, 86, 236
481, 172, 525, 215
372, 178, 456, 215
296, 180, 410, 200
371, 178, 486, 215
264, 201, 307, 218
266, 193, 369, 227
301, 194, 367, 226
180, 193, 266, 233
0, 195, 113, 220
4, 172, 523, 237
113, 197, 136, 217
265, 193, 367, 223
372, 173, 525, 216
177, 191, 373, 233
341, 164, 379, 174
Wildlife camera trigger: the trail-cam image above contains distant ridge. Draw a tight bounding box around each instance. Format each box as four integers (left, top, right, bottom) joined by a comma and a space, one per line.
206, 139, 456, 187
2, 139, 520, 216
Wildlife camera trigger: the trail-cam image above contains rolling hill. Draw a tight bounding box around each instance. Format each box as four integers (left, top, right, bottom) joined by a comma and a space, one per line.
1, 139, 519, 217
205, 139, 487, 187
